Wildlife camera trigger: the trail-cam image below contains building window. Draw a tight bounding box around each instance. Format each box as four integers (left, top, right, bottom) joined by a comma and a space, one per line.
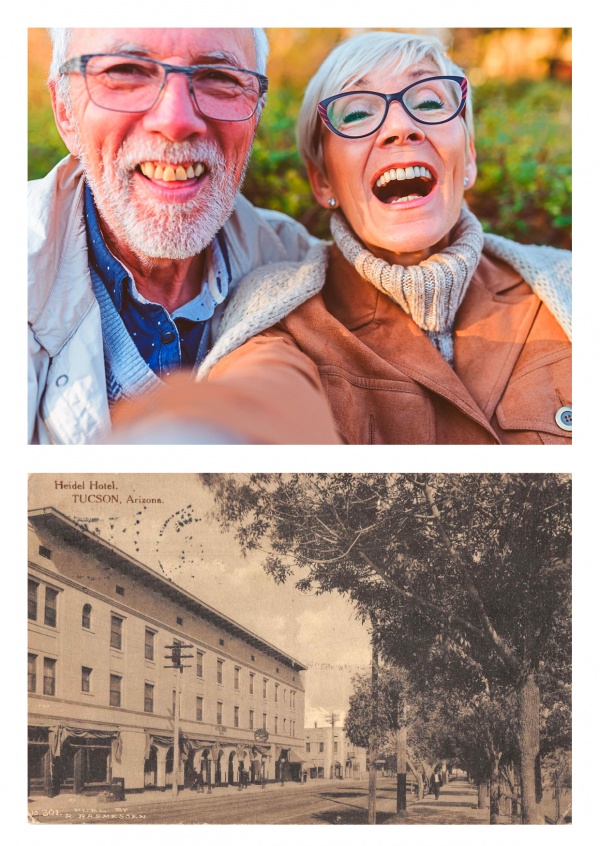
275, 684, 279, 703
172, 689, 177, 716
196, 696, 203, 721
145, 628, 155, 661
263, 678, 268, 698
109, 674, 121, 707
81, 666, 92, 693
39, 545, 52, 559
217, 701, 223, 725
219, 638, 225, 646
110, 615, 122, 650
176, 616, 183, 626
144, 683, 154, 713
249, 710, 254, 730
274, 716, 278, 734
28, 654, 37, 693
43, 658, 56, 696
116, 585, 125, 596
44, 587, 58, 627
28, 580, 38, 621
291, 721, 295, 737
319, 742, 324, 753
283, 688, 287, 702
276, 667, 280, 674
334, 741, 338, 753
217, 660, 224, 685
249, 673, 254, 695
196, 651, 204, 678
283, 718, 287, 733
306, 743, 310, 753
234, 706, 239, 728
234, 666, 240, 690
82, 603, 92, 629
250, 654, 255, 662
291, 690, 296, 710
263, 713, 267, 730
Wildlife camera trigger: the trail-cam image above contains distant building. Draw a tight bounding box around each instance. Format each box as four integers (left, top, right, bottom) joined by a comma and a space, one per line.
303, 721, 367, 780
28, 508, 306, 796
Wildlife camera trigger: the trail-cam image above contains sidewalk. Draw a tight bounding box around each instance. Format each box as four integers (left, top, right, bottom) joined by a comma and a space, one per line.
382, 778, 489, 825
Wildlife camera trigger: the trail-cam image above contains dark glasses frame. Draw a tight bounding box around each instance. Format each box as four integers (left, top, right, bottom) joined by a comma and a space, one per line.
317, 75, 468, 138
59, 53, 269, 121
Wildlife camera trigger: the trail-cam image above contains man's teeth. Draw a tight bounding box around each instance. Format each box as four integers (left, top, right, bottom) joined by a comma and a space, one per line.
375, 165, 432, 188
140, 162, 205, 181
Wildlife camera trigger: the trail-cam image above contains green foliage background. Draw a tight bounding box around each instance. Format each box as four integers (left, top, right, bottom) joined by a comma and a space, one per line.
29, 39, 571, 249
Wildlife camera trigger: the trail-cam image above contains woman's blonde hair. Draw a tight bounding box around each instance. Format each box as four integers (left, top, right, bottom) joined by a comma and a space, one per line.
297, 30, 474, 173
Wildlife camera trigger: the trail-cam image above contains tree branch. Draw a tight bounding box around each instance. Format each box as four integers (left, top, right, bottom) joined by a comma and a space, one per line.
422, 480, 520, 675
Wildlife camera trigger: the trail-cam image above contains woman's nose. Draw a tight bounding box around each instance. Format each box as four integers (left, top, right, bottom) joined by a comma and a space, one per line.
142, 71, 208, 142
375, 99, 426, 146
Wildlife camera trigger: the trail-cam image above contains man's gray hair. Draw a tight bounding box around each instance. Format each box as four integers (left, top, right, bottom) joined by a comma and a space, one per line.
297, 30, 474, 173
49, 27, 270, 104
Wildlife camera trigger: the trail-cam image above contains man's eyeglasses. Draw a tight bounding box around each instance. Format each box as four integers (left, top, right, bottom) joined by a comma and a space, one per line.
318, 76, 468, 139
59, 53, 269, 122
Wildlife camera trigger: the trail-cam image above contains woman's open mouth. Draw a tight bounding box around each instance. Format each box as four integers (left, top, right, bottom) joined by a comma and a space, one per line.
372, 165, 435, 205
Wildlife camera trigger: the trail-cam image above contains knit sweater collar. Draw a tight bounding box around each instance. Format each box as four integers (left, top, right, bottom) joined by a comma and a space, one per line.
330, 207, 484, 364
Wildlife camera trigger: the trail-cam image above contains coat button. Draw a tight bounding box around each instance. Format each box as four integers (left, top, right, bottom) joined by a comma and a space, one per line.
161, 332, 176, 345
55, 374, 69, 387
555, 406, 572, 431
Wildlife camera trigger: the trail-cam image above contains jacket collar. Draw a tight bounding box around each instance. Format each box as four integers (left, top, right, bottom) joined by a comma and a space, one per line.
28, 156, 96, 358
324, 244, 540, 433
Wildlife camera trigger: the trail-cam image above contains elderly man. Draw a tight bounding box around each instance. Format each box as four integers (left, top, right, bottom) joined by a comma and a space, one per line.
29, 28, 338, 444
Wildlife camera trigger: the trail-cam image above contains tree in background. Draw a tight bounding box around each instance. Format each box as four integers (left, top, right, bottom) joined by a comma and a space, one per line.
202, 473, 571, 824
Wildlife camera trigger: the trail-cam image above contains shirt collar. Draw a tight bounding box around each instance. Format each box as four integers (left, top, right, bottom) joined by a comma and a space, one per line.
84, 183, 230, 319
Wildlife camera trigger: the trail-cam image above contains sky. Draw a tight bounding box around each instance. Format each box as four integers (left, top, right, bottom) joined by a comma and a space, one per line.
28, 473, 372, 722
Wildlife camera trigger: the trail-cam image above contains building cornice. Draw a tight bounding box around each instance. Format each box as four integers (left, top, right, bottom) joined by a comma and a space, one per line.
29, 508, 307, 673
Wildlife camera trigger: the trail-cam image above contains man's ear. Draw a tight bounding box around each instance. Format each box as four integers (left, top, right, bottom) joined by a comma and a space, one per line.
464, 135, 477, 190
49, 79, 80, 156
306, 159, 336, 210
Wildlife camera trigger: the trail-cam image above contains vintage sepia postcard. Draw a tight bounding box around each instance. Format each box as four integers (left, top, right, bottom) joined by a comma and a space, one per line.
27, 473, 571, 826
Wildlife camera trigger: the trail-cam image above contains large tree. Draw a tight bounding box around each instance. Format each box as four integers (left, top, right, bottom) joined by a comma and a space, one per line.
202, 473, 571, 824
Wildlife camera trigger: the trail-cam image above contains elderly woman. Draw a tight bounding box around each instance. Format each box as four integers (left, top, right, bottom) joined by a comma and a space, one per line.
116, 31, 571, 445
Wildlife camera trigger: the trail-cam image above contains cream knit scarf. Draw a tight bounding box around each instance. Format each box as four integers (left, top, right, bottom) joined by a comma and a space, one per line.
330, 207, 485, 364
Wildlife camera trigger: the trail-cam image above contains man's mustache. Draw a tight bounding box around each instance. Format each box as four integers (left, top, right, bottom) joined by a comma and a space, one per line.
114, 139, 227, 173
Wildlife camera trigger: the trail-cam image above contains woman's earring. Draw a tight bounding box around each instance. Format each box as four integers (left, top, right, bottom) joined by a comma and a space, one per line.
328, 197, 337, 208
463, 177, 469, 188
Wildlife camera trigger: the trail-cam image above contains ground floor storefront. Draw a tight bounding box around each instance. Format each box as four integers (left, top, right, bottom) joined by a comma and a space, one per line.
29, 722, 304, 797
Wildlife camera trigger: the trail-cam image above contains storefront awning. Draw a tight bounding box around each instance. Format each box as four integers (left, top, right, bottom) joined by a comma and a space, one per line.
288, 748, 308, 764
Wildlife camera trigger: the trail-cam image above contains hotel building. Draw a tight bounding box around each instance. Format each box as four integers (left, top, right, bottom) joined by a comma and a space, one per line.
28, 508, 306, 796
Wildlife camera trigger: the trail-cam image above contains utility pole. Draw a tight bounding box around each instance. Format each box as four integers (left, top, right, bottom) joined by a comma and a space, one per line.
367, 641, 379, 825
164, 642, 193, 798
325, 712, 339, 780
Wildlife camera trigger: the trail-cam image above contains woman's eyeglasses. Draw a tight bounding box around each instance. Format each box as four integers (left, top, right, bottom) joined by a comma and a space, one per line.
318, 76, 468, 139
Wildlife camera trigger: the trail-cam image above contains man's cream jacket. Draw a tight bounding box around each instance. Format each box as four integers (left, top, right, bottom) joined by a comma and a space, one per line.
28, 155, 316, 444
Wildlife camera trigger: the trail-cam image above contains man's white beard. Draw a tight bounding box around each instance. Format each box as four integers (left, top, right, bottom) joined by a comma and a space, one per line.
78, 135, 250, 260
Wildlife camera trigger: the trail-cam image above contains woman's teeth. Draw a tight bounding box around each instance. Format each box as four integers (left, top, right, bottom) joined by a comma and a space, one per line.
139, 162, 205, 182
375, 165, 432, 188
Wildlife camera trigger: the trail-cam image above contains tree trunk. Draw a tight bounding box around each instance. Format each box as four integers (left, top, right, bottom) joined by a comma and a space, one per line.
517, 673, 544, 824
367, 644, 379, 825
489, 755, 501, 825
477, 781, 487, 809
396, 702, 408, 812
